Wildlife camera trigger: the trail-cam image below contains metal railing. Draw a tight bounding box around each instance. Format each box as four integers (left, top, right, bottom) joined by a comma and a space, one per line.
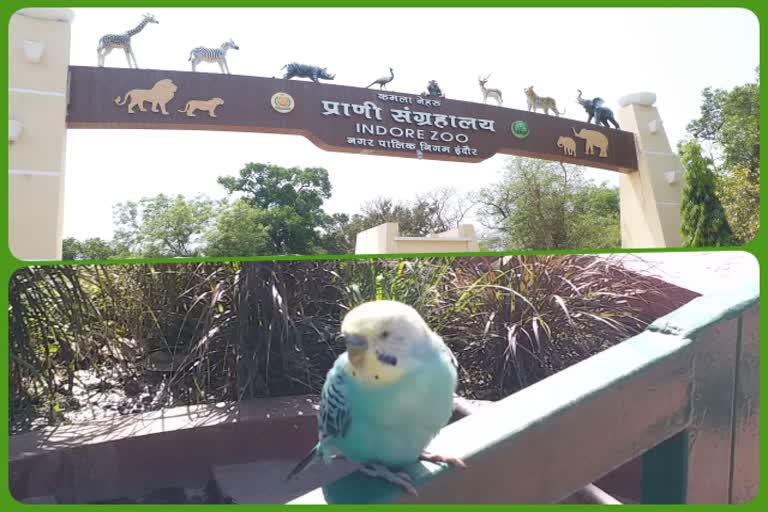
289, 282, 759, 504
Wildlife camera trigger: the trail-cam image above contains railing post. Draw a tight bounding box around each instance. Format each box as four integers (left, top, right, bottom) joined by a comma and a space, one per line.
730, 302, 759, 503
643, 283, 759, 503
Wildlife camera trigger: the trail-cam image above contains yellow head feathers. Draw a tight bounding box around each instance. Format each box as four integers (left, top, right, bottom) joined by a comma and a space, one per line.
340, 300, 434, 384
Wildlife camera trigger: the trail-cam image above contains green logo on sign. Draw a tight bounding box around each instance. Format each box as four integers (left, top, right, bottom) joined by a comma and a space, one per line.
511, 120, 529, 139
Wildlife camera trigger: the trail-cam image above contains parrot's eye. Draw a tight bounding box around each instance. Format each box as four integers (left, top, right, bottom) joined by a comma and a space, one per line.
381, 330, 390, 339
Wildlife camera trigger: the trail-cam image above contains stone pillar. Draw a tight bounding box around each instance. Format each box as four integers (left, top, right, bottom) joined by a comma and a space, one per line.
456, 224, 479, 251
617, 92, 683, 248
8, 8, 75, 260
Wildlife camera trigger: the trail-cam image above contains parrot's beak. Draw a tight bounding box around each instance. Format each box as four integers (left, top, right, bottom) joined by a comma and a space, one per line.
345, 334, 368, 368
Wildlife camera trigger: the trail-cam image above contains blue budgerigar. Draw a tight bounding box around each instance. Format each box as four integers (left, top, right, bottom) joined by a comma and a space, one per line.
286, 300, 465, 495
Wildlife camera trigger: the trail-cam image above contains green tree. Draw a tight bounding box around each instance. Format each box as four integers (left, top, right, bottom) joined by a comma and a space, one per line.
217, 163, 332, 254
717, 167, 760, 244
62, 237, 119, 260
679, 140, 735, 247
353, 197, 442, 236
474, 157, 620, 251
686, 69, 759, 243
368, 189, 470, 236
318, 212, 358, 255
113, 194, 217, 258
571, 181, 620, 217
319, 188, 471, 254
205, 200, 272, 257
569, 183, 621, 249
62, 237, 81, 260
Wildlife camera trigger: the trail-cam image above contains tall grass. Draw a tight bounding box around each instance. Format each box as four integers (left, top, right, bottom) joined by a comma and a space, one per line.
9, 256, 667, 432
448, 255, 665, 396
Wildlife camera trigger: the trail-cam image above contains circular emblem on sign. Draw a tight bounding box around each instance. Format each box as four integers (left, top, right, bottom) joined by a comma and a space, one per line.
271, 92, 295, 113
511, 120, 529, 139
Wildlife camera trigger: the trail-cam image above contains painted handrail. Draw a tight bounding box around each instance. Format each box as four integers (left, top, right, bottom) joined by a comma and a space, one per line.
289, 281, 759, 504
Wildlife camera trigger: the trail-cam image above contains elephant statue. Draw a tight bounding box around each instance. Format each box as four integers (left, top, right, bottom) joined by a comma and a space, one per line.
576, 90, 620, 129
572, 127, 609, 158
557, 136, 577, 156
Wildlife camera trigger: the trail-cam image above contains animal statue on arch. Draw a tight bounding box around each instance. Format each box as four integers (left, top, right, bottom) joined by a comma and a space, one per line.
478, 74, 503, 105
96, 13, 159, 68
576, 90, 620, 129
281, 62, 336, 83
524, 86, 565, 116
423, 80, 444, 98
366, 67, 395, 90
188, 39, 239, 74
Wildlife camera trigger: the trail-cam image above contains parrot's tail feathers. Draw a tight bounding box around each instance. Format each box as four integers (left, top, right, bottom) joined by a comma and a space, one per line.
285, 445, 319, 481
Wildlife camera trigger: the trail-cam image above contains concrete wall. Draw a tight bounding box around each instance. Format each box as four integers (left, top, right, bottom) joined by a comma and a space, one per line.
355, 223, 480, 254
8, 8, 74, 261
9, 396, 321, 503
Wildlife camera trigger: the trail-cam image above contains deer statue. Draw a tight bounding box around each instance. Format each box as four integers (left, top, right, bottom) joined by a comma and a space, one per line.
366, 67, 395, 90
96, 13, 159, 68
478, 74, 503, 106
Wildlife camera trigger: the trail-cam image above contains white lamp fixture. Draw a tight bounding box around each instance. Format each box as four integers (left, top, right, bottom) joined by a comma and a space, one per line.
23, 40, 46, 63
9, 119, 23, 143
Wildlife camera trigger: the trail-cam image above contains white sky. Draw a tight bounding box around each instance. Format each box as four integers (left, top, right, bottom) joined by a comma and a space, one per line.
62, 7, 759, 240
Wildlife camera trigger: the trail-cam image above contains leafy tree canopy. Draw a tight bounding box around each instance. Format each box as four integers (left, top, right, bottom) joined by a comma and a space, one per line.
679, 140, 736, 247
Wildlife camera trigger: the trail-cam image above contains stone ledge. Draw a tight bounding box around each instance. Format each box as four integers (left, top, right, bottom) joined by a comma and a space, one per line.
16, 8, 75, 23
618, 92, 657, 108
10, 394, 320, 461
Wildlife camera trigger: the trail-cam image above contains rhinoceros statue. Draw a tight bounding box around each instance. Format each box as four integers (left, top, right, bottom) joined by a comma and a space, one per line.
281, 62, 335, 83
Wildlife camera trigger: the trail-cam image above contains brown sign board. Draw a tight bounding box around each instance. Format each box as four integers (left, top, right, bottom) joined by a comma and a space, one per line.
66, 66, 639, 173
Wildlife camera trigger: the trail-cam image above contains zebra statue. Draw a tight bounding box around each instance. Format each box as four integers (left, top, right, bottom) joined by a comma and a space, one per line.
188, 39, 240, 74
96, 13, 159, 68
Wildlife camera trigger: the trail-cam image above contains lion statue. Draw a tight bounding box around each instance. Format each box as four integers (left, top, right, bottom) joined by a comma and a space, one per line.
114, 78, 178, 115
177, 97, 224, 118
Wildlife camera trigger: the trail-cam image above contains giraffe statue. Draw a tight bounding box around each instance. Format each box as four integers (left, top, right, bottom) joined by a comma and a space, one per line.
97, 13, 159, 69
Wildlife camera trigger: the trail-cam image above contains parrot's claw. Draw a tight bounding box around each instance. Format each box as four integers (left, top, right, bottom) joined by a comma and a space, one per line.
419, 451, 467, 469
360, 463, 419, 496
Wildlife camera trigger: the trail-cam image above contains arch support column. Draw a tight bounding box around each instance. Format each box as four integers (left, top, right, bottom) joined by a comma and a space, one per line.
8, 8, 74, 260
617, 92, 683, 248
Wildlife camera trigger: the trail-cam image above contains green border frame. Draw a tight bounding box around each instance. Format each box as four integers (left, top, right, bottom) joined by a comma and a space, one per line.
2, 1, 765, 510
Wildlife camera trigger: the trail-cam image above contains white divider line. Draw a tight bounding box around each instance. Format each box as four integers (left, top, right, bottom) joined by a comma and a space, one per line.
9, 87, 66, 97
9, 169, 62, 177
641, 150, 677, 157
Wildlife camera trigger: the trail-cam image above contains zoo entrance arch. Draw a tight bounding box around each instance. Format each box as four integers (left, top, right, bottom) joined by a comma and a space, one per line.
9, 9, 683, 260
